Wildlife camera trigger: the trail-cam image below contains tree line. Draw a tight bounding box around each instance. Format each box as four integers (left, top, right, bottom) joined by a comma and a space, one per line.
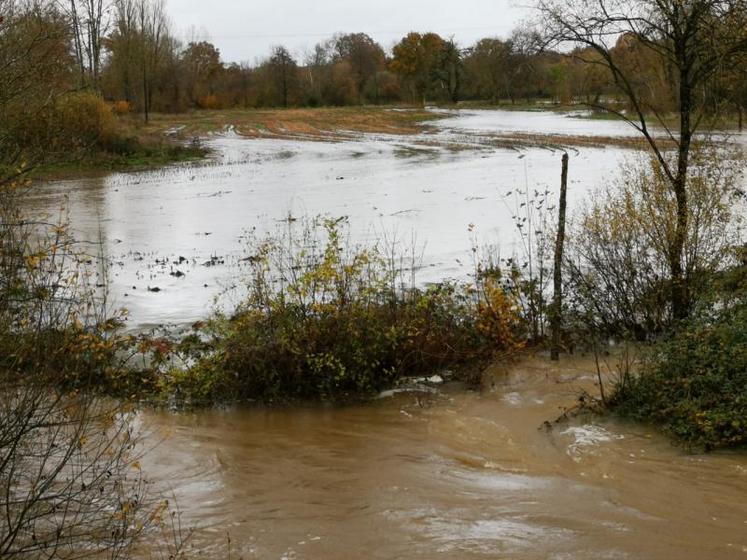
5, 0, 744, 123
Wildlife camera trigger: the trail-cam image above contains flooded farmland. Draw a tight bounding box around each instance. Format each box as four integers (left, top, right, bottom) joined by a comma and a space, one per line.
28, 109, 634, 328
30, 109, 747, 559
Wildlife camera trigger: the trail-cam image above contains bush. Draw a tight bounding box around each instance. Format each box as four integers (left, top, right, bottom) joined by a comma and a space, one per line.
197, 94, 221, 109
3, 90, 119, 162
54, 91, 118, 148
168, 217, 524, 403
565, 147, 743, 340
610, 269, 747, 450
113, 99, 131, 114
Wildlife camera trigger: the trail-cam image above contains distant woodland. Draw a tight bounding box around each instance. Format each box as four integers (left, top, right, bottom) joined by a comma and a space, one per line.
5, 0, 746, 122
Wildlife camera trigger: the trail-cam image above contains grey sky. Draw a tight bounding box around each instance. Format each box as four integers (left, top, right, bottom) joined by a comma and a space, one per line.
167, 0, 532, 64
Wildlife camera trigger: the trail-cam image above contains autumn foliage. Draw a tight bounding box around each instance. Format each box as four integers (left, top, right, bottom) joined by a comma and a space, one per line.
165, 218, 524, 403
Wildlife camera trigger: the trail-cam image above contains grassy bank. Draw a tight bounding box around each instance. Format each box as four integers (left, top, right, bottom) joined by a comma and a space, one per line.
30, 105, 441, 178
32, 136, 207, 179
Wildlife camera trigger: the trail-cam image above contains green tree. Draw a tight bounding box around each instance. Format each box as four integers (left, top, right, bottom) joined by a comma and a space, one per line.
182, 40, 223, 107
464, 38, 514, 102
331, 33, 386, 103
266, 45, 298, 108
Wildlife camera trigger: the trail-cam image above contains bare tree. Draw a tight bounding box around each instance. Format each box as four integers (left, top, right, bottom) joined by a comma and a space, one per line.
537, 0, 747, 319
61, 0, 110, 88
0, 174, 167, 558
108, 0, 170, 121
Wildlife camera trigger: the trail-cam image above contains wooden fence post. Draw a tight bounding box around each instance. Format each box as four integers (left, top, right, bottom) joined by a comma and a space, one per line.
550, 153, 569, 361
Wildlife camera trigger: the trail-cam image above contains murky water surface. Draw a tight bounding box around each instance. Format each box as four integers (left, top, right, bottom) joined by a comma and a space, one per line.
142, 357, 747, 559
29, 110, 747, 558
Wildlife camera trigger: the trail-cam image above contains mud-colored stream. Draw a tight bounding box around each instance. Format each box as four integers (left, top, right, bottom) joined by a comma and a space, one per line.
142, 356, 747, 559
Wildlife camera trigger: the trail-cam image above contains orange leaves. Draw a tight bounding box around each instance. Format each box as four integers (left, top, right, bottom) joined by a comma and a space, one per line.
113, 100, 131, 114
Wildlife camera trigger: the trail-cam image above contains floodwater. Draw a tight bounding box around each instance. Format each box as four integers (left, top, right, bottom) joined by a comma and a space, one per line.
28, 109, 632, 329
141, 356, 747, 559
30, 109, 747, 558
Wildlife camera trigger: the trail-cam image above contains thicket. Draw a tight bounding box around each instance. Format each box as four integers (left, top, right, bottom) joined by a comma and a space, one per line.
559, 148, 746, 449
33, 0, 745, 119
164, 218, 525, 403
564, 147, 743, 341
610, 268, 747, 450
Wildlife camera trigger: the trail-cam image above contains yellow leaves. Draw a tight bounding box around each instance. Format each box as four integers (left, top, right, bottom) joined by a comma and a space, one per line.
24, 251, 45, 270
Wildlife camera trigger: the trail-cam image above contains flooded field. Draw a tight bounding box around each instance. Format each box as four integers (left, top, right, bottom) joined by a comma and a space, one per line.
28, 109, 633, 328
29, 109, 747, 559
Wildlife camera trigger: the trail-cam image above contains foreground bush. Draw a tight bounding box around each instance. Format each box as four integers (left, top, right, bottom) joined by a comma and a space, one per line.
168, 218, 524, 403
610, 269, 747, 450
0, 176, 184, 557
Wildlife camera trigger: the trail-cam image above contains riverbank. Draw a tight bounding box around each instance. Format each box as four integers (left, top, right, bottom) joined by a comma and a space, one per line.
121, 105, 442, 141
29, 106, 442, 179
32, 137, 208, 180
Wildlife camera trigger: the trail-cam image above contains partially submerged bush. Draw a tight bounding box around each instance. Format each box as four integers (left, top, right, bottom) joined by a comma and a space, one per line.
565, 146, 743, 340
610, 270, 747, 450
168, 217, 524, 403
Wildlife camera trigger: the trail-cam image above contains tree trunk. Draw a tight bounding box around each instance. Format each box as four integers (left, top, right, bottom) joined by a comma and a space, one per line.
550, 153, 569, 361
671, 65, 692, 322
143, 64, 149, 123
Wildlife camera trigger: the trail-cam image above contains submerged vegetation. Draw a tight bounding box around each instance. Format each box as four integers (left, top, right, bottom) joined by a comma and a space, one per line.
166, 218, 524, 403
1, 1, 747, 556
1, 0, 747, 556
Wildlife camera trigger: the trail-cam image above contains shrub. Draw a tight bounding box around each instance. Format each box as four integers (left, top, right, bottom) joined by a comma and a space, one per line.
4, 91, 118, 159
168, 217, 524, 403
610, 274, 747, 450
54, 91, 117, 149
113, 99, 131, 114
565, 147, 743, 340
197, 94, 221, 109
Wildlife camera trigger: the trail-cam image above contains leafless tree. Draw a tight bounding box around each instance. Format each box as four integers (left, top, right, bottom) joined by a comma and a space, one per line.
0, 159, 181, 560
61, 0, 111, 88
537, 0, 747, 319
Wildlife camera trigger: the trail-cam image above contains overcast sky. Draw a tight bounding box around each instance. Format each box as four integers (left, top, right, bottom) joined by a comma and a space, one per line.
166, 0, 533, 64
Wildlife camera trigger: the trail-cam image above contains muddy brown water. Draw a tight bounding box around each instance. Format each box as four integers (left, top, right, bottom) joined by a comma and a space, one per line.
28, 110, 747, 558
141, 356, 747, 559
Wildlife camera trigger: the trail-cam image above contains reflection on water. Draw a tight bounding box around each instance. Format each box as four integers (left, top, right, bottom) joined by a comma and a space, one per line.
141, 356, 747, 559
